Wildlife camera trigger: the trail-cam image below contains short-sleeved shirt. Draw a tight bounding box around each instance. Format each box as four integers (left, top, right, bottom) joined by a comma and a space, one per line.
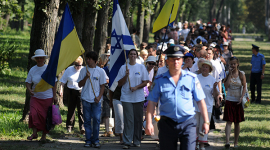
115, 63, 149, 103
222, 50, 233, 71
147, 70, 206, 123
25, 64, 56, 99
251, 52, 266, 73
60, 66, 83, 90
77, 66, 107, 103
156, 66, 168, 76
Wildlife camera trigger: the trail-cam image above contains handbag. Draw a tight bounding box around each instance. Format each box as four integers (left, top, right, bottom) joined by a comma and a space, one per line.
52, 105, 62, 125
241, 83, 250, 108
46, 106, 52, 131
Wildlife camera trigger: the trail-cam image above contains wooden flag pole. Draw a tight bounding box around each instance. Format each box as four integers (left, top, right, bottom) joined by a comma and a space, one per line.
157, 4, 175, 67
81, 53, 97, 99
124, 49, 131, 88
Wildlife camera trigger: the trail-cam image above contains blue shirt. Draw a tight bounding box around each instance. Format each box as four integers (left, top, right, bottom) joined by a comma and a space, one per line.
251, 52, 266, 73
147, 70, 205, 123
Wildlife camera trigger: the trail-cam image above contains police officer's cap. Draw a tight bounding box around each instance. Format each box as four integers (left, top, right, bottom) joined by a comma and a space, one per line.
164, 45, 185, 58
252, 44, 259, 50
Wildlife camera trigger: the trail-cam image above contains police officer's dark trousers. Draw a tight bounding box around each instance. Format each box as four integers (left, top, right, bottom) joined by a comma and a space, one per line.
250, 72, 262, 103
158, 116, 197, 150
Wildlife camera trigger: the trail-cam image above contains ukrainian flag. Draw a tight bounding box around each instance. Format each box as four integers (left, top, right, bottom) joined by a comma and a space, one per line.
34, 3, 85, 92
152, 0, 179, 33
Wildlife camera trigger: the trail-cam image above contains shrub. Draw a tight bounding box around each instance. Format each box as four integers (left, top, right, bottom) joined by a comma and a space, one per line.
0, 40, 20, 74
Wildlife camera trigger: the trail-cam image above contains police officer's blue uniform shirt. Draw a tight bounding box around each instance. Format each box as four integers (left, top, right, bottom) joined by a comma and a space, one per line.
251, 52, 266, 73
147, 70, 205, 123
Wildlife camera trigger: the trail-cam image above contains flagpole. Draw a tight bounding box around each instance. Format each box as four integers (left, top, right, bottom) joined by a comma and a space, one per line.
157, 4, 175, 67
81, 53, 97, 99
124, 49, 131, 88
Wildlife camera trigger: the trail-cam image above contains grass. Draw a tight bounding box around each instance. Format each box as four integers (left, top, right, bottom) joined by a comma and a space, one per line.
0, 31, 269, 149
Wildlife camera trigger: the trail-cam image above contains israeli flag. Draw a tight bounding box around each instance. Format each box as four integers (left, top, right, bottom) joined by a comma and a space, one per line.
109, 0, 135, 90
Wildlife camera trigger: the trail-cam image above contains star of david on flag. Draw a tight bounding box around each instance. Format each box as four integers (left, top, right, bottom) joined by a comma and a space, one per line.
109, 0, 135, 90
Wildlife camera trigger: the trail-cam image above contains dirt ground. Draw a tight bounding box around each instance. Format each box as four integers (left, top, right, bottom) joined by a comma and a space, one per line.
0, 118, 226, 150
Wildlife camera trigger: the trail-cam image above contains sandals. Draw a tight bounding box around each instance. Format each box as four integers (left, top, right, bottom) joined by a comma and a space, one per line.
27, 134, 38, 140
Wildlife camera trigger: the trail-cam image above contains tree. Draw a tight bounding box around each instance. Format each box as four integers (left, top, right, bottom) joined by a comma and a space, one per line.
94, 0, 111, 56
21, 0, 60, 122
81, 0, 98, 53
209, 0, 217, 22
246, 0, 265, 33
216, 0, 224, 23
136, 0, 145, 43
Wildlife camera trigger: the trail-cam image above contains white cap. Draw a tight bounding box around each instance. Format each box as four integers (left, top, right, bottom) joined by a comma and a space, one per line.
183, 46, 190, 51
146, 56, 156, 62
168, 39, 175, 44
223, 42, 229, 46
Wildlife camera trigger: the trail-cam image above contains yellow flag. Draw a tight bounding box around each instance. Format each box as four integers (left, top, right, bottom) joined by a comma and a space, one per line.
152, 0, 180, 33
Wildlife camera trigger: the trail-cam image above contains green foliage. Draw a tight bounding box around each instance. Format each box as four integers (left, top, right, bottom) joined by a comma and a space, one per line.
245, 0, 265, 33
0, 40, 20, 75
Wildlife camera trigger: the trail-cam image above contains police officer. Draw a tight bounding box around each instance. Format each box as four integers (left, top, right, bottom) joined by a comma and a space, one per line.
250, 44, 266, 104
145, 46, 210, 150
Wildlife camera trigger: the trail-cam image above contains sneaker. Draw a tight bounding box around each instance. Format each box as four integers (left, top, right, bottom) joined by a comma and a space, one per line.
225, 143, 230, 149
93, 142, 101, 148
84, 143, 91, 147
133, 144, 140, 147
122, 145, 130, 149
101, 131, 114, 137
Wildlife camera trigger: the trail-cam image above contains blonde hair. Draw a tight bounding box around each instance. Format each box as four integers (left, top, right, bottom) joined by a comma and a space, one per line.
75, 56, 83, 64
140, 50, 148, 56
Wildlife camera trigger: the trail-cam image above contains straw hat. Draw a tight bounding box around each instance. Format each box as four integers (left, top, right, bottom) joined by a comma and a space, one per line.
198, 59, 214, 73
31, 49, 48, 60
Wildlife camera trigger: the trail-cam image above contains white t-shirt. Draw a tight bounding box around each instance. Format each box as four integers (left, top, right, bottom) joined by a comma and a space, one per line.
78, 66, 107, 103
196, 74, 217, 113
25, 64, 55, 99
210, 59, 223, 82
148, 68, 154, 82
179, 29, 190, 41
156, 66, 168, 76
191, 61, 198, 73
115, 63, 149, 103
60, 66, 83, 90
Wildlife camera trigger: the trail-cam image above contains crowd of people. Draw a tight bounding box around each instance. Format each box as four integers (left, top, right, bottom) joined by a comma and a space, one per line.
25, 19, 266, 150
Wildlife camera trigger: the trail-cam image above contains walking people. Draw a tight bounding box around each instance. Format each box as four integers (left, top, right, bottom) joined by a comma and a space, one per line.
223, 57, 246, 148
145, 46, 209, 150
115, 49, 149, 149
60, 56, 84, 134
250, 44, 266, 104
195, 60, 219, 150
25, 49, 57, 142
78, 51, 107, 148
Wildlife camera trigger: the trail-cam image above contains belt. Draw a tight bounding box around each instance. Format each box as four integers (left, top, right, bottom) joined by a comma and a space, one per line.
161, 116, 175, 122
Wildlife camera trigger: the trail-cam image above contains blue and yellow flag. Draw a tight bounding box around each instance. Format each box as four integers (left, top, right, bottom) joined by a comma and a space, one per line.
34, 3, 85, 92
152, 0, 179, 33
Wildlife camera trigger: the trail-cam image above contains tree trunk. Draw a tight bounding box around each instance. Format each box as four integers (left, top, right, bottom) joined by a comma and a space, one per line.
4, 13, 10, 27
94, 0, 110, 56
209, 0, 217, 22
21, 0, 60, 122
216, 0, 224, 23
20, 0, 25, 31
136, 0, 145, 44
71, 3, 85, 41
143, 10, 150, 43
124, 0, 131, 30
160, 0, 166, 13
82, 0, 97, 53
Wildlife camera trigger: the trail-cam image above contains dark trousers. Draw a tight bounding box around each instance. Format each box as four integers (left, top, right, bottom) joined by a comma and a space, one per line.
66, 88, 84, 130
250, 72, 262, 103
158, 116, 197, 150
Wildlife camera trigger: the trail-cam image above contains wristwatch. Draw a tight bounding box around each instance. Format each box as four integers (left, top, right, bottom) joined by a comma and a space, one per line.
204, 121, 210, 125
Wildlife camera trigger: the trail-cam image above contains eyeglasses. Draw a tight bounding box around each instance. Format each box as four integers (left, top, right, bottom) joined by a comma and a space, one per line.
148, 63, 156, 65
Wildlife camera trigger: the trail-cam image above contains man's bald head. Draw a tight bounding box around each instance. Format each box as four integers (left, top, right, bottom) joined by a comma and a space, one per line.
199, 49, 207, 59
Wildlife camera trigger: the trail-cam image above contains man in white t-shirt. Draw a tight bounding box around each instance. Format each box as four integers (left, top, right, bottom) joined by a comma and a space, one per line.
78, 51, 107, 148
178, 23, 190, 41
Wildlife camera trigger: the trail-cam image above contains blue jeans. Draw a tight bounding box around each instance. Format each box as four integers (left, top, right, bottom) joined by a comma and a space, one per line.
82, 100, 101, 144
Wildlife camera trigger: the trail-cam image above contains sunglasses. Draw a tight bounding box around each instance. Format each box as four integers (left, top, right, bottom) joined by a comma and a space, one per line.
75, 64, 82, 67
148, 62, 156, 65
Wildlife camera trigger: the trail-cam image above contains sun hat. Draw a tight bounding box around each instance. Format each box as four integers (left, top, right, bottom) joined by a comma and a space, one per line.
198, 59, 214, 73
146, 56, 156, 62
31, 49, 48, 60
183, 46, 190, 52
106, 50, 111, 55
